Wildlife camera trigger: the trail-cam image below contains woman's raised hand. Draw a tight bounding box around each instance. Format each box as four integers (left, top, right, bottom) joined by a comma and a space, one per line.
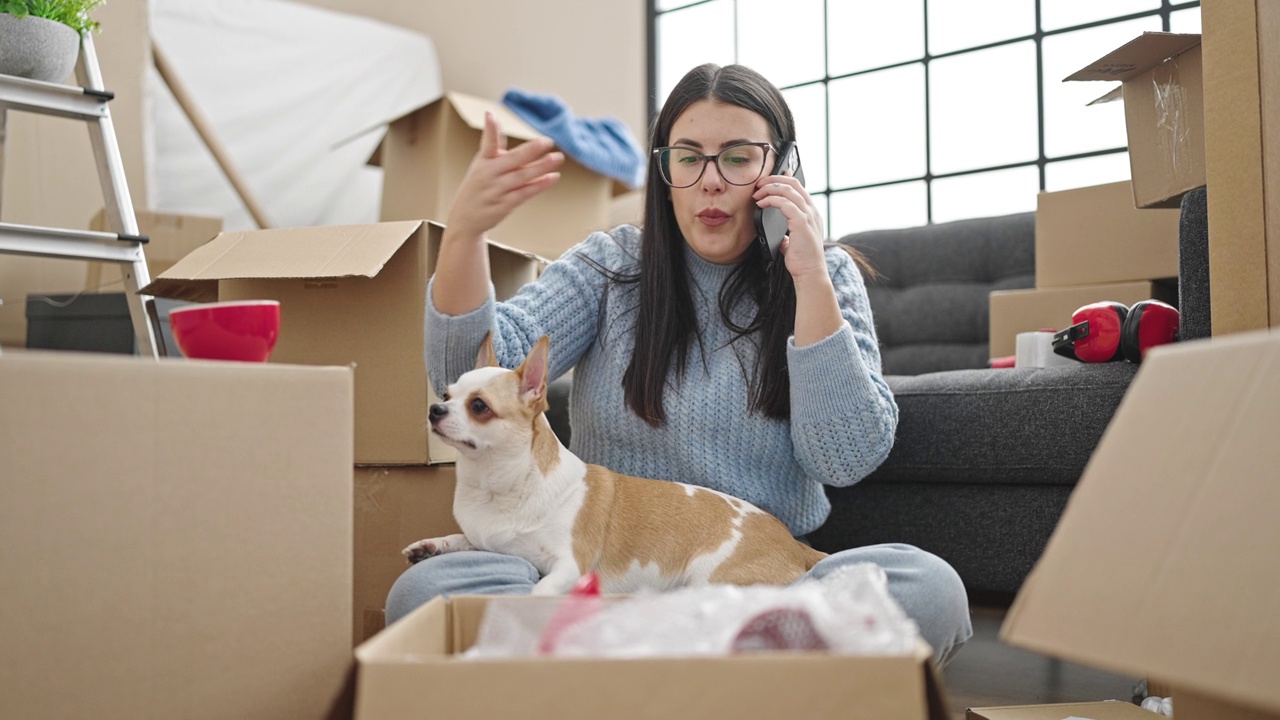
444, 111, 566, 243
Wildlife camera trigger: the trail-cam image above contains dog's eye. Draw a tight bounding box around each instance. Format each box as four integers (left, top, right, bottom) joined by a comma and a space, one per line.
470, 398, 489, 415
442, 392, 451, 401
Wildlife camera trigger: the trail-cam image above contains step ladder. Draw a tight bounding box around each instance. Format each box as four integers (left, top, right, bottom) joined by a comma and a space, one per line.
0, 31, 161, 358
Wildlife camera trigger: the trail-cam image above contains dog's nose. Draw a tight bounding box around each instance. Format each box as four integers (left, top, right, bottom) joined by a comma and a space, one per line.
429, 403, 448, 421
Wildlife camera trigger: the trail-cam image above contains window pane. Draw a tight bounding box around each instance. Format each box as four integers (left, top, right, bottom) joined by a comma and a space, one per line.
828, 182, 928, 238
657, 0, 702, 10
739, 0, 825, 87
656, 1, 736, 108
931, 166, 1039, 223
1171, 7, 1202, 34
930, 41, 1038, 175
1040, 0, 1160, 32
828, 0, 924, 76
829, 65, 926, 187
928, 0, 1034, 56
1044, 152, 1132, 192
784, 83, 828, 193
1043, 17, 1161, 159
814, 192, 830, 239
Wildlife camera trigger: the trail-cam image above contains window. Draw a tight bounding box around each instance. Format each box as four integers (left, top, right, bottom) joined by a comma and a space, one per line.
649, 0, 1201, 239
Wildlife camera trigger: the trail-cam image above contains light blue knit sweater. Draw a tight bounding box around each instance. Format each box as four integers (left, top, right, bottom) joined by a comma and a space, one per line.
425, 224, 897, 536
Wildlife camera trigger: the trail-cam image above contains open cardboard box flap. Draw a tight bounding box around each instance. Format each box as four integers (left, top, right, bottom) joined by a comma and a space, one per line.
1002, 330, 1280, 717
1075, 32, 1201, 106
135, 218, 545, 464
1066, 31, 1202, 82
140, 220, 426, 303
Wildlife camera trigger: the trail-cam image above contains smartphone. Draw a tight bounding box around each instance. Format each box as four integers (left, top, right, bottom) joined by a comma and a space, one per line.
754, 141, 805, 261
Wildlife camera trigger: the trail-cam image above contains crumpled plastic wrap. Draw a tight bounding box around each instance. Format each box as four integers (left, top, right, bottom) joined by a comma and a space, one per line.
461, 562, 919, 660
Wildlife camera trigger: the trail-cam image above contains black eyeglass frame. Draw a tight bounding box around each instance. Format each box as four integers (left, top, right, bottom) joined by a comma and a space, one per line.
651, 141, 776, 188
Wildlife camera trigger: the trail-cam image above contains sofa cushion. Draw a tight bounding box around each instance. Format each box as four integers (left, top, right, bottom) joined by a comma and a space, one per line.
839, 212, 1036, 375
1178, 186, 1210, 341
868, 361, 1138, 486
809, 481, 1072, 599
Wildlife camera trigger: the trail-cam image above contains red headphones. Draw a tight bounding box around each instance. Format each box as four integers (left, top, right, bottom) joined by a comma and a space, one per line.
1051, 300, 1180, 364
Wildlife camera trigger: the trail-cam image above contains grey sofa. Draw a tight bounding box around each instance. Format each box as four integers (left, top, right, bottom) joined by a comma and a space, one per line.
808, 212, 1134, 604
546, 188, 1209, 605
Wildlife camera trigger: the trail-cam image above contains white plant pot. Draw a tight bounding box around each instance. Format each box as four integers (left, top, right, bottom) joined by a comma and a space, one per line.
0, 13, 81, 83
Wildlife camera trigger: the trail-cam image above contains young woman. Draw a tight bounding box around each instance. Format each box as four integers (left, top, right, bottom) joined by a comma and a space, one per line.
388, 63, 972, 666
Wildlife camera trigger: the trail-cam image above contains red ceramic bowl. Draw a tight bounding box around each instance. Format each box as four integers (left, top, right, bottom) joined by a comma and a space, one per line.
168, 300, 281, 362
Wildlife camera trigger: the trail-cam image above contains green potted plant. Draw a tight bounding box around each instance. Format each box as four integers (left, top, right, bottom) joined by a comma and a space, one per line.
0, 0, 105, 83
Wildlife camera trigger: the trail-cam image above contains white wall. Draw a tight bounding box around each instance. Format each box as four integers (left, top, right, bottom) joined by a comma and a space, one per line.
297, 0, 649, 226
296, 0, 649, 143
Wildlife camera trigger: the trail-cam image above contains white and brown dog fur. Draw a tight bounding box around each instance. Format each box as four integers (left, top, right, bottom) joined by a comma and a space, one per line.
402, 334, 827, 595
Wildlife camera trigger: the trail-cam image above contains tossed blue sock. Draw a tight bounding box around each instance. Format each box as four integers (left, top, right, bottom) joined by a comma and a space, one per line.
502, 88, 645, 189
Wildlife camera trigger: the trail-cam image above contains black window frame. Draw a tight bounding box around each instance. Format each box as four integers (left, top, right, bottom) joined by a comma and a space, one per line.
647, 0, 1201, 230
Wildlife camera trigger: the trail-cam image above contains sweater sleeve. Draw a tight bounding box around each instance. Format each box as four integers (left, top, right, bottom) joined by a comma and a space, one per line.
786, 246, 898, 487
424, 226, 636, 397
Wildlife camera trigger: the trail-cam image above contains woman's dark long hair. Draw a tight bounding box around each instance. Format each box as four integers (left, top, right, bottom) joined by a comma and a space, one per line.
600, 64, 868, 427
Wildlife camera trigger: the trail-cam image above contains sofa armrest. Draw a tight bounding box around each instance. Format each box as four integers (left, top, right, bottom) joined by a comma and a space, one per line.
873, 362, 1138, 485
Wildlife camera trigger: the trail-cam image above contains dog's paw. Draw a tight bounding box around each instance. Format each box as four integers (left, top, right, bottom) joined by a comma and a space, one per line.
402, 538, 445, 564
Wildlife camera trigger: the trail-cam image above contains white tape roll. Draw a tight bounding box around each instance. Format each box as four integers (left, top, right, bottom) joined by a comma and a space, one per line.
1014, 331, 1079, 369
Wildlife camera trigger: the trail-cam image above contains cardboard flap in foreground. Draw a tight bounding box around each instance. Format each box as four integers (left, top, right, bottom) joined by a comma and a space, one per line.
141, 220, 426, 302
1002, 330, 1280, 716
1065, 32, 1202, 81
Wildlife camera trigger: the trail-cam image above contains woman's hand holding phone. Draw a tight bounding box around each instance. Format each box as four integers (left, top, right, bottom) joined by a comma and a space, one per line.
752, 145, 827, 283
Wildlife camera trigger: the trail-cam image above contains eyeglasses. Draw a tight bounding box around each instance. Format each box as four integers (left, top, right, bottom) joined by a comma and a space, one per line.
652, 142, 775, 188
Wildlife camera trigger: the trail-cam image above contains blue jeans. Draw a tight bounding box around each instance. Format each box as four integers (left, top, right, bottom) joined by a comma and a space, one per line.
386, 542, 973, 668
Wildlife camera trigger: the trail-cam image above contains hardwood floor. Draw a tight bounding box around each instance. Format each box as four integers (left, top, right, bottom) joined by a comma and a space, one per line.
942, 607, 1143, 719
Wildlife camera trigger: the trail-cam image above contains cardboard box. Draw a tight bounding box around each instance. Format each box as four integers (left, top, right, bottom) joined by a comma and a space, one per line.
142, 219, 546, 465
86, 209, 223, 291
0, 351, 355, 719
354, 465, 461, 646
1035, 181, 1182, 289
967, 701, 1155, 719
354, 595, 951, 720
376, 91, 627, 260
1202, 1, 1280, 335
989, 280, 1177, 358
1001, 329, 1280, 720
1066, 33, 1205, 209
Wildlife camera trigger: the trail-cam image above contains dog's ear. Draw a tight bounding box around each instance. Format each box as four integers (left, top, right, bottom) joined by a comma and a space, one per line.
475, 332, 499, 369
515, 336, 550, 405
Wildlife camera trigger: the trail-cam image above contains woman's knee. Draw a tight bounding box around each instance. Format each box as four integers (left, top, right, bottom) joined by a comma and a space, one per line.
385, 551, 540, 626
810, 543, 973, 667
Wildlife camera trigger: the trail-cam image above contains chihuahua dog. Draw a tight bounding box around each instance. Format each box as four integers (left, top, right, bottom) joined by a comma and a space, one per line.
401, 335, 828, 595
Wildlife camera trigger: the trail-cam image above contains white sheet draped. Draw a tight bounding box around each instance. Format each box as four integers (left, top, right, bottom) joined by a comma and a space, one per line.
151, 0, 442, 231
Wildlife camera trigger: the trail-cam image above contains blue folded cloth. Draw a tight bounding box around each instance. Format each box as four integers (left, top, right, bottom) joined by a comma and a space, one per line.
502, 88, 646, 189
